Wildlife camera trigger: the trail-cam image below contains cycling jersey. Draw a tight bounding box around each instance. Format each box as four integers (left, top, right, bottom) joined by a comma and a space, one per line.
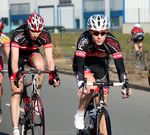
0, 32, 10, 56
8, 24, 52, 79
131, 27, 144, 38
0, 32, 10, 70
11, 24, 52, 50
73, 31, 127, 85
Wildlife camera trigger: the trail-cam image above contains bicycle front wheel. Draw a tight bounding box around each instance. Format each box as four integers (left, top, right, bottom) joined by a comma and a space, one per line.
31, 94, 45, 135
97, 109, 111, 135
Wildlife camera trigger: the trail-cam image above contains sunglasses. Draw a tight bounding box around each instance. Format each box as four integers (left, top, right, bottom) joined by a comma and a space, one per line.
91, 30, 107, 36
29, 29, 42, 34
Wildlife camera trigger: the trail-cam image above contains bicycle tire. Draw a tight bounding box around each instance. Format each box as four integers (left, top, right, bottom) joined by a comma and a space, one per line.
97, 108, 111, 135
19, 96, 28, 135
84, 109, 93, 135
31, 94, 45, 135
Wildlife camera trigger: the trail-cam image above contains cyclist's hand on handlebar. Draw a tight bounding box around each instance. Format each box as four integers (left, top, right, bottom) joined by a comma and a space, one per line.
121, 78, 132, 98
13, 71, 23, 88
48, 73, 60, 87
121, 88, 132, 98
78, 87, 87, 98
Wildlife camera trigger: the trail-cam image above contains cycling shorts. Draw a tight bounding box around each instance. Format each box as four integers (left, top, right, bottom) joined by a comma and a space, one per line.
8, 49, 43, 80
133, 35, 144, 43
73, 61, 110, 93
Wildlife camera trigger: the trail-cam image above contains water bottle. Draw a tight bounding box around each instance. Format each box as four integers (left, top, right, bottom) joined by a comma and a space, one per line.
89, 109, 96, 129
24, 96, 30, 113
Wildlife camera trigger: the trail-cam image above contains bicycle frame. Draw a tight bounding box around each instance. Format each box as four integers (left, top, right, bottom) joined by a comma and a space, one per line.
19, 67, 60, 135
81, 81, 127, 135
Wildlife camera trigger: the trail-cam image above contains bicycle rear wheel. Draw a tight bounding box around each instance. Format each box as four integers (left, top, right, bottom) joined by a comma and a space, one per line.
31, 94, 45, 135
97, 109, 111, 135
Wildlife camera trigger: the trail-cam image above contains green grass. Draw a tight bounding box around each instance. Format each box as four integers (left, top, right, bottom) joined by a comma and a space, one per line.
49, 32, 150, 56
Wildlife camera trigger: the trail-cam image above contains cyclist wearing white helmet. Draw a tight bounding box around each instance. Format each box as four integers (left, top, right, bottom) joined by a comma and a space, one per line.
73, 14, 132, 133
0, 18, 10, 123
8, 13, 60, 135
128, 23, 145, 56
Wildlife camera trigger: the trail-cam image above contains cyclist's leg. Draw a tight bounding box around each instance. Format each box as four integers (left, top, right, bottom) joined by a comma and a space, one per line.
8, 55, 23, 134
133, 37, 139, 55
134, 43, 139, 52
0, 56, 4, 101
139, 36, 144, 53
139, 42, 143, 52
78, 72, 97, 111
74, 66, 97, 130
0, 56, 4, 123
0, 73, 4, 123
29, 51, 45, 94
0, 74, 3, 100
10, 80, 23, 134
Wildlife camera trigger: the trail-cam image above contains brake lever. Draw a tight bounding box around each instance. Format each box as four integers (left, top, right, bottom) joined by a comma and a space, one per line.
122, 79, 129, 99
54, 66, 60, 83
14, 70, 22, 88
82, 78, 87, 94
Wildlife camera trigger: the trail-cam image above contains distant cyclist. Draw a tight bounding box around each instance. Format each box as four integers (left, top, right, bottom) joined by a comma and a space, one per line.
8, 13, 60, 135
73, 14, 132, 133
128, 24, 145, 56
0, 18, 10, 123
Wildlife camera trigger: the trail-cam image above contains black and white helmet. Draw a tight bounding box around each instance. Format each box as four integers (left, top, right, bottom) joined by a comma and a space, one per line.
87, 14, 110, 31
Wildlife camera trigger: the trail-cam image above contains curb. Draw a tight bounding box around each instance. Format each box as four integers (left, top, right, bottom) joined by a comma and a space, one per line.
59, 69, 150, 92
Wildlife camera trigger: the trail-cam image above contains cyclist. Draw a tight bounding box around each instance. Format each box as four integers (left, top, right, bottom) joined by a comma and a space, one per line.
0, 18, 10, 123
128, 24, 145, 57
8, 13, 60, 135
73, 14, 132, 132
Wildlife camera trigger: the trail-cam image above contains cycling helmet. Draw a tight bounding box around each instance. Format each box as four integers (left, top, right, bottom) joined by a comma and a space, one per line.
26, 13, 44, 32
87, 14, 110, 31
0, 19, 4, 31
134, 24, 140, 28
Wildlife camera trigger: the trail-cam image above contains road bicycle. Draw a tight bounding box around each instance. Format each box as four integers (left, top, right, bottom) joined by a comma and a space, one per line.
18, 66, 60, 135
77, 79, 129, 135
0, 69, 8, 123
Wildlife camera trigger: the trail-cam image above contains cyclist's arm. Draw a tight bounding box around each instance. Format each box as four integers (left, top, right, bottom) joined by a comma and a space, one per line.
75, 54, 85, 86
4, 44, 10, 59
129, 33, 133, 42
44, 47, 55, 71
11, 44, 19, 73
114, 57, 127, 82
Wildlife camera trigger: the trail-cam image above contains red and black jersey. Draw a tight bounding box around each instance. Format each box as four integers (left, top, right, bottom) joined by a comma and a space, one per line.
73, 31, 127, 82
11, 24, 52, 50
131, 27, 144, 38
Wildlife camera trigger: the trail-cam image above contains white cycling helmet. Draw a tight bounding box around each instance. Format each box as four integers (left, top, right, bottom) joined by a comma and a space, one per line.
26, 13, 44, 32
87, 14, 110, 31
134, 24, 140, 28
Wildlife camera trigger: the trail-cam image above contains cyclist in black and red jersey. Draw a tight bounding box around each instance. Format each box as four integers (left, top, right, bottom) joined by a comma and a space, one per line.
128, 24, 145, 56
73, 14, 132, 131
8, 13, 60, 135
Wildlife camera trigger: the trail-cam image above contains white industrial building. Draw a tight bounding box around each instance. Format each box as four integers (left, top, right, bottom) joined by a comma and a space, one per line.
0, 0, 150, 33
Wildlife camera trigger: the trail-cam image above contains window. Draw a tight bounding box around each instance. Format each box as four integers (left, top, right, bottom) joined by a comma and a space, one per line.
12, 20, 19, 25
2, 18, 8, 25
111, 16, 119, 26
59, 0, 71, 4
11, 3, 30, 15
75, 19, 80, 29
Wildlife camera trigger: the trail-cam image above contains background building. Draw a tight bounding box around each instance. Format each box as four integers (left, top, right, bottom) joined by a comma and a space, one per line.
0, 0, 150, 33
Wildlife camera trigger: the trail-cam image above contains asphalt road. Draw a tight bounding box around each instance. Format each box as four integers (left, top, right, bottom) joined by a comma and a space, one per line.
0, 73, 150, 135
